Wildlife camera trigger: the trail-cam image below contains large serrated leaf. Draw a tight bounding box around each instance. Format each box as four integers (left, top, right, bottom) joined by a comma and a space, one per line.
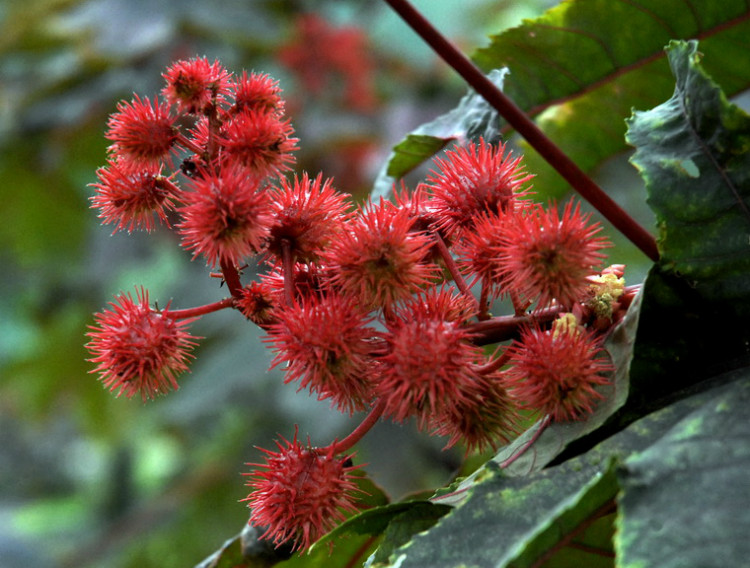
616, 40, 750, 414
471, 1, 750, 197
626, 39, 750, 310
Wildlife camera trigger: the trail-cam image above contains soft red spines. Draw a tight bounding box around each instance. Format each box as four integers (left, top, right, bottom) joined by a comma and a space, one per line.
427, 139, 533, 238
376, 288, 485, 427
243, 430, 362, 553
429, 373, 518, 453
504, 316, 613, 422
324, 199, 439, 310
264, 293, 376, 414
454, 211, 513, 299
231, 71, 284, 115
90, 159, 179, 233
260, 262, 333, 303
161, 56, 232, 114
236, 281, 278, 327
85, 288, 200, 401
498, 200, 611, 309
178, 165, 273, 267
222, 109, 299, 177
105, 95, 179, 168
265, 173, 352, 265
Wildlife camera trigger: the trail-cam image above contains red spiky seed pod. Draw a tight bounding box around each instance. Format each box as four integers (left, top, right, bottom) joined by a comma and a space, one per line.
454, 211, 514, 300
426, 138, 533, 238
243, 430, 362, 553
222, 109, 299, 177
504, 314, 613, 422
429, 373, 518, 453
376, 289, 488, 428
264, 173, 352, 265
264, 293, 377, 414
90, 159, 180, 233
497, 200, 611, 309
178, 165, 273, 267
231, 70, 285, 115
161, 56, 232, 114
86, 288, 200, 401
236, 281, 278, 327
324, 199, 438, 311
105, 95, 179, 168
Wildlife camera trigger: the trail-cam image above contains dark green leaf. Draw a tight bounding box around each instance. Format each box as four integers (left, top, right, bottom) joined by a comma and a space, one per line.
374, 366, 749, 568
472, 1, 750, 197
385, 135, 454, 179
195, 523, 293, 568
616, 372, 750, 568
366, 502, 452, 566
376, 460, 618, 568
618, 40, 750, 415
627, 39, 750, 310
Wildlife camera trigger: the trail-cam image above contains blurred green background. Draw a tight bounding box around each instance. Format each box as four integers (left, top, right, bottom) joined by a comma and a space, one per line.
0, 1, 658, 566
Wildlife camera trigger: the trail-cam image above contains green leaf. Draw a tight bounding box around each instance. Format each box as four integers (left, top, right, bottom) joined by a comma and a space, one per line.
627, 39, 750, 310
376, 459, 618, 568
371, 69, 507, 199
363, 502, 452, 566
472, 1, 750, 197
616, 40, 750, 416
195, 523, 292, 568
374, 367, 749, 568
616, 371, 750, 568
385, 135, 454, 179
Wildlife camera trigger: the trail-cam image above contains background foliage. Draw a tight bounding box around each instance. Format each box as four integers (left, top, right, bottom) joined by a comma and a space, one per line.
1, 1, 748, 567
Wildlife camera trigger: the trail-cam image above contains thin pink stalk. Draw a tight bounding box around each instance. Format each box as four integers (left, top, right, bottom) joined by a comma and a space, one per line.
176, 133, 205, 157
331, 399, 387, 455
220, 259, 244, 299
382, 0, 659, 262
477, 279, 491, 320
499, 414, 551, 469
473, 347, 511, 375
281, 239, 295, 306
467, 305, 562, 346
163, 297, 235, 319
509, 289, 530, 317
432, 230, 477, 310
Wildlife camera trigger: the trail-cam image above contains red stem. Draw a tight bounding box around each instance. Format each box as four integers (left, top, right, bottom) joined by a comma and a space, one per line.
164, 297, 235, 319
473, 347, 511, 375
281, 239, 295, 306
509, 289, 530, 317
432, 230, 476, 307
331, 399, 387, 455
467, 305, 562, 346
220, 259, 244, 299
176, 133, 205, 157
382, 0, 659, 262
499, 414, 551, 469
478, 279, 491, 321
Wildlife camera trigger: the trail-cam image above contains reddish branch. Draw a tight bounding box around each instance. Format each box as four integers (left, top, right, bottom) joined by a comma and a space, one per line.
164, 297, 235, 319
